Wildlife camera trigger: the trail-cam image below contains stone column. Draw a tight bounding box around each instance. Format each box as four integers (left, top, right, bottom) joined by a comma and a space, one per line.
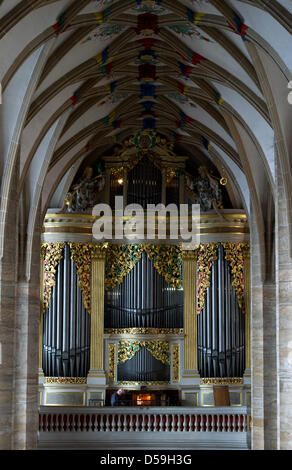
12, 206, 42, 450
0, 213, 18, 449
250, 209, 265, 450
87, 244, 107, 385
263, 279, 277, 449
181, 250, 200, 384
0, 151, 19, 449
276, 158, 292, 450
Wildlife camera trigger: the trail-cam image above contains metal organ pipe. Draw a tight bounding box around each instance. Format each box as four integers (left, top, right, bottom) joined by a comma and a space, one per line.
104, 252, 184, 329
62, 244, 70, 377
107, 156, 179, 382
197, 245, 245, 378
69, 259, 76, 377
56, 255, 63, 377
225, 258, 231, 377
42, 244, 90, 377
117, 348, 170, 382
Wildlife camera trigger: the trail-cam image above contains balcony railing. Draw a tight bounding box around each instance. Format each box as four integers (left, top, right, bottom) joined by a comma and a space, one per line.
38, 406, 250, 450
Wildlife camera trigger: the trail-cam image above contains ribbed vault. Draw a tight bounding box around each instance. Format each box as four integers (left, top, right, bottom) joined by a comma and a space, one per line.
0, 0, 292, 281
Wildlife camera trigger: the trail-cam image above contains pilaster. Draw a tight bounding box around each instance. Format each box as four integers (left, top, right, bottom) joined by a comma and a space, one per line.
181, 250, 200, 387
87, 244, 107, 386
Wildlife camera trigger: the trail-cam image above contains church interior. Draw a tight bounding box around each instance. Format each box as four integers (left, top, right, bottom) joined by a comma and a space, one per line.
0, 0, 291, 451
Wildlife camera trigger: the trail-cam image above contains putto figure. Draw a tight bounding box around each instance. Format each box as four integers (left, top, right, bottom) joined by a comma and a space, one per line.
64, 166, 105, 213
186, 166, 224, 214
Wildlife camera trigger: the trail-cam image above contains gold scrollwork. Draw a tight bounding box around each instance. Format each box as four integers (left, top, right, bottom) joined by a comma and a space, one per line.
108, 344, 116, 383
197, 243, 219, 314
105, 244, 183, 291
105, 244, 144, 291
69, 243, 93, 313
200, 378, 243, 385
171, 344, 180, 383
105, 328, 184, 336
69, 243, 108, 313
118, 341, 170, 366
143, 244, 183, 289
44, 377, 87, 385
117, 381, 170, 386
222, 242, 249, 314
41, 242, 65, 312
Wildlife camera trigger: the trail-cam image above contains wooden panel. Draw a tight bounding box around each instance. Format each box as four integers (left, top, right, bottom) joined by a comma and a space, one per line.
213, 386, 230, 406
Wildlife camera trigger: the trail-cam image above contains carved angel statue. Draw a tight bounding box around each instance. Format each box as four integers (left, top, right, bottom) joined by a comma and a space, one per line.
186, 166, 224, 217
64, 166, 105, 213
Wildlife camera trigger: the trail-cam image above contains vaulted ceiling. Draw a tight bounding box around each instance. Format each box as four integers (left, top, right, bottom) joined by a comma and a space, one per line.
0, 0, 291, 279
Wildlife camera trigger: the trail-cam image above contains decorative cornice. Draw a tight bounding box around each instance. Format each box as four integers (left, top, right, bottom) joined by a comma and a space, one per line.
105, 328, 184, 336
117, 381, 170, 387
201, 378, 243, 386
44, 377, 87, 385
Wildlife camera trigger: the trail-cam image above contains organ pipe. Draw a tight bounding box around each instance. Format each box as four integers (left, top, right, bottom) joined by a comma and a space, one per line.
117, 348, 170, 382
197, 245, 245, 378
42, 244, 91, 377
105, 252, 184, 329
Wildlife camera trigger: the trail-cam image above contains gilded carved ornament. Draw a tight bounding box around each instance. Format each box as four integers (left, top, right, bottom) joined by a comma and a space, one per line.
105, 327, 183, 335
107, 344, 117, 383
69, 243, 108, 313
105, 244, 183, 291
222, 242, 249, 314
118, 340, 170, 366
196, 243, 219, 314
69, 243, 93, 313
41, 242, 65, 312
171, 344, 180, 383
44, 377, 87, 385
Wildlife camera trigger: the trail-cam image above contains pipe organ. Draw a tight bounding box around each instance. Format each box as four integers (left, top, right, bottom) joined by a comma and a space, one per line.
39, 132, 251, 408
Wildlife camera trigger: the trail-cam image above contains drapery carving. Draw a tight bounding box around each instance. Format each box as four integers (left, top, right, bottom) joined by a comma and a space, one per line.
196, 242, 249, 315
222, 242, 249, 314
196, 243, 219, 314
118, 341, 170, 366
144, 244, 183, 289
105, 244, 183, 291
42, 242, 249, 318
69, 243, 107, 314
41, 242, 65, 312
105, 244, 145, 291
69, 243, 93, 313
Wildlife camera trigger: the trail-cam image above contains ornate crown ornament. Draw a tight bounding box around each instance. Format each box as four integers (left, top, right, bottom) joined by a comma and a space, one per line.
133, 130, 157, 152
